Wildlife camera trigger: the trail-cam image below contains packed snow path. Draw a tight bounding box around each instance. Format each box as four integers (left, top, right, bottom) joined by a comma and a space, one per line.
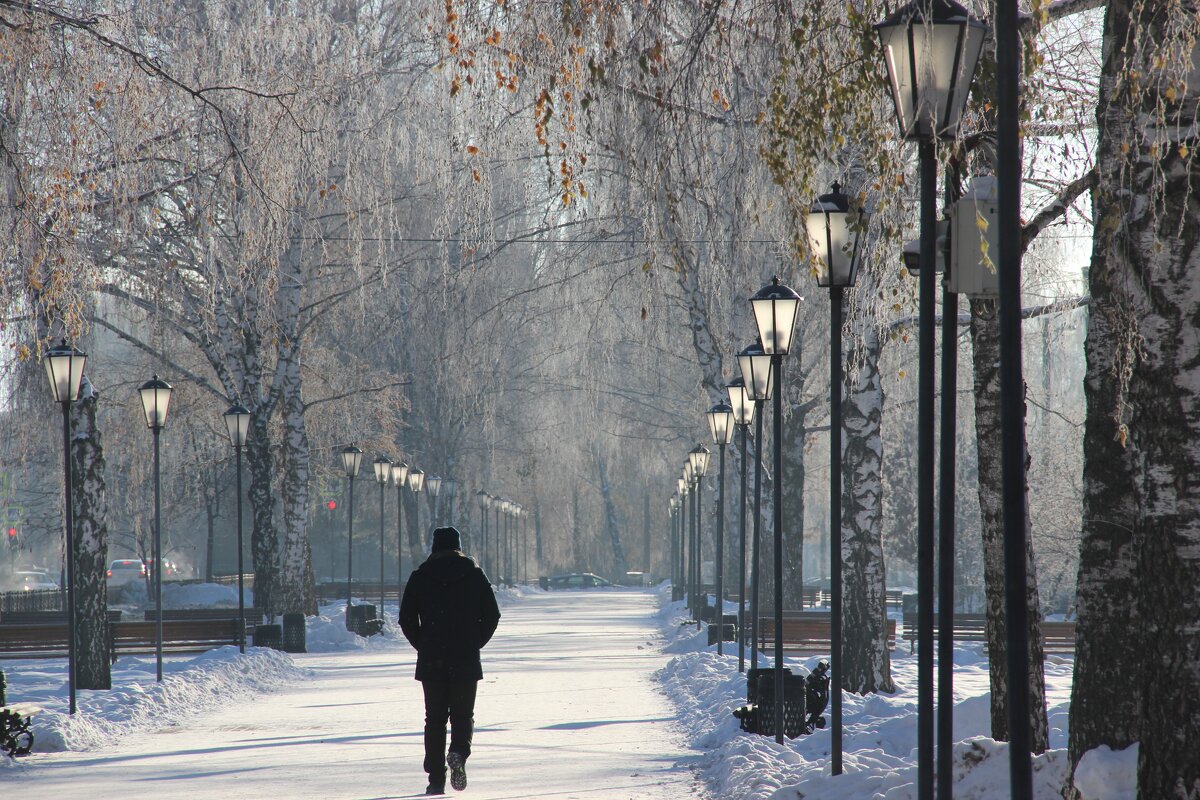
9, 589, 702, 799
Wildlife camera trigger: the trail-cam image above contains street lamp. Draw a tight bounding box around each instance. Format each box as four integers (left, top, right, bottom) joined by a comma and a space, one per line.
706, 403, 734, 655
222, 403, 251, 653
408, 467, 425, 555
688, 443, 710, 619
341, 444, 363, 627
749, 276, 802, 745
738, 340, 773, 679
808, 181, 868, 774
727, 376, 754, 673
675, 476, 688, 603
391, 461, 409, 590
682, 460, 696, 615
138, 374, 173, 682
426, 475, 442, 529
443, 478, 458, 527
43, 340, 87, 713
476, 491, 490, 577
876, 1, 986, 792
373, 455, 392, 616
492, 496, 503, 587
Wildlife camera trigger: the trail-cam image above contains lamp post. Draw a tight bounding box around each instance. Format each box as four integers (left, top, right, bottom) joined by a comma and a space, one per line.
683, 459, 696, 616
688, 444, 710, 618
706, 403, 734, 655
492, 497, 502, 586
477, 491, 490, 576
138, 374, 174, 682
876, 1, 985, 793
222, 403, 251, 653
341, 444, 363, 625
500, 499, 512, 586
373, 456, 391, 615
681, 474, 691, 599
669, 494, 679, 597
726, 377, 754, 673
426, 474, 442, 530
750, 276, 802, 745
408, 468, 425, 554
737, 341, 773, 677
808, 181, 867, 775
391, 462, 409, 594
443, 478, 458, 529
43, 340, 87, 713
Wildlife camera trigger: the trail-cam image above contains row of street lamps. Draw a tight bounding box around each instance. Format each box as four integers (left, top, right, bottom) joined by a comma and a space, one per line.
667, 2, 1033, 796
45, 341, 254, 712
475, 492, 527, 588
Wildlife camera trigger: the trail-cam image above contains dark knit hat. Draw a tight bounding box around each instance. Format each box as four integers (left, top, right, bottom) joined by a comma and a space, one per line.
431, 526, 462, 553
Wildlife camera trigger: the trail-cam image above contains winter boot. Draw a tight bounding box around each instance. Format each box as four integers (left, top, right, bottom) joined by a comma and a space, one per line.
447, 751, 467, 791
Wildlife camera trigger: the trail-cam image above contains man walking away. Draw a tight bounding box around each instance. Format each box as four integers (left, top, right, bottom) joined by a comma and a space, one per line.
400, 526, 501, 795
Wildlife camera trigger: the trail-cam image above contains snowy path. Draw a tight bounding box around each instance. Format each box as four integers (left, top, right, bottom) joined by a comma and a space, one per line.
8, 589, 702, 799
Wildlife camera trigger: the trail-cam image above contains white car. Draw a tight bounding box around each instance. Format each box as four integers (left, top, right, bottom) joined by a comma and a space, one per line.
106, 559, 146, 586
14, 570, 58, 591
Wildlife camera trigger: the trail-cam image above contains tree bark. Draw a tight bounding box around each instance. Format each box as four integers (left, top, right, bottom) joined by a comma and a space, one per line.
594, 450, 627, 579
841, 322, 895, 694
246, 413, 278, 619
969, 298, 1049, 752
70, 377, 111, 690
781, 395, 808, 610
1070, 1, 1200, 794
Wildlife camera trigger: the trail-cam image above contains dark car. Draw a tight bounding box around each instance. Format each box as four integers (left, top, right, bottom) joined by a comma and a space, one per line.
540, 572, 613, 590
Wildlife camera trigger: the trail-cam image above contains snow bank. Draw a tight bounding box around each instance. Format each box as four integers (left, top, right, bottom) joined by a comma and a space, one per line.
654, 589, 1075, 799
1074, 744, 1138, 800
2, 646, 308, 763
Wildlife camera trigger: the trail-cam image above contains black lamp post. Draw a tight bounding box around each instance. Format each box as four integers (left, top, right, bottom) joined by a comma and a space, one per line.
443, 478, 458, 528
726, 377, 754, 673
669, 493, 680, 596
750, 276, 802, 745
138, 375, 174, 682
681, 474, 691, 599
373, 455, 391, 615
43, 340, 87, 713
876, 1, 985, 793
477, 491, 490, 577
492, 495, 502, 586
341, 444, 363, 625
426, 474, 442, 529
408, 468, 425, 553
689, 445, 711, 616
391, 462, 409, 593
222, 403, 251, 653
808, 181, 867, 775
737, 341, 773, 678
706, 403, 734, 655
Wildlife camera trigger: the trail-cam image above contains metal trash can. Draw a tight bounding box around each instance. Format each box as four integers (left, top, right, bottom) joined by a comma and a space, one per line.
281, 613, 306, 653
707, 617, 737, 645
347, 604, 382, 636
253, 623, 282, 649
754, 668, 807, 739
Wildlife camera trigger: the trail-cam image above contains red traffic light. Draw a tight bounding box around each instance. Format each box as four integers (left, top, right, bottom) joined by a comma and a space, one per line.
326, 500, 337, 510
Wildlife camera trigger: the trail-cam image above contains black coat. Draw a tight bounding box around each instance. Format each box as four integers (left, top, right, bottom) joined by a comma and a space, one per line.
399, 550, 500, 682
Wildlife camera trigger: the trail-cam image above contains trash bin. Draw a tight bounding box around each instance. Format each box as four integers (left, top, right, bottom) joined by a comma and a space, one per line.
754, 668, 807, 739
707, 619, 737, 646
347, 604, 382, 636
281, 612, 306, 653
253, 623, 282, 649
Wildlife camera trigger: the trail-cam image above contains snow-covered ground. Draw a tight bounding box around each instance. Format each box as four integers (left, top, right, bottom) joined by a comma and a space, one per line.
2, 585, 699, 798
2, 583, 1134, 799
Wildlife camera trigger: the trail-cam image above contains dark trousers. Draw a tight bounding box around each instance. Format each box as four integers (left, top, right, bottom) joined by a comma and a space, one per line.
422, 680, 477, 780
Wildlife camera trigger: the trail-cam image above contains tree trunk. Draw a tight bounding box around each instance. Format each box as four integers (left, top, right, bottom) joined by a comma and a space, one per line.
1070, 2, 1200, 793
781, 397, 808, 610
70, 378, 110, 690
277, 339, 316, 615
842, 323, 895, 694
594, 450, 627, 579
969, 297, 1049, 752
246, 414, 278, 619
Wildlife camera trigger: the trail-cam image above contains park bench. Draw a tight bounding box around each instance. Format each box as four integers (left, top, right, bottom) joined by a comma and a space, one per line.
0, 669, 39, 757
901, 613, 1076, 654
110, 619, 242, 658
757, 612, 897, 654
0, 618, 243, 660
0, 610, 123, 624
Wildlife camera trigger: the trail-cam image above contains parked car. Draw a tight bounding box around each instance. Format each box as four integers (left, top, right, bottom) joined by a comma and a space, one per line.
106, 559, 146, 586
540, 572, 613, 590
14, 570, 58, 591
